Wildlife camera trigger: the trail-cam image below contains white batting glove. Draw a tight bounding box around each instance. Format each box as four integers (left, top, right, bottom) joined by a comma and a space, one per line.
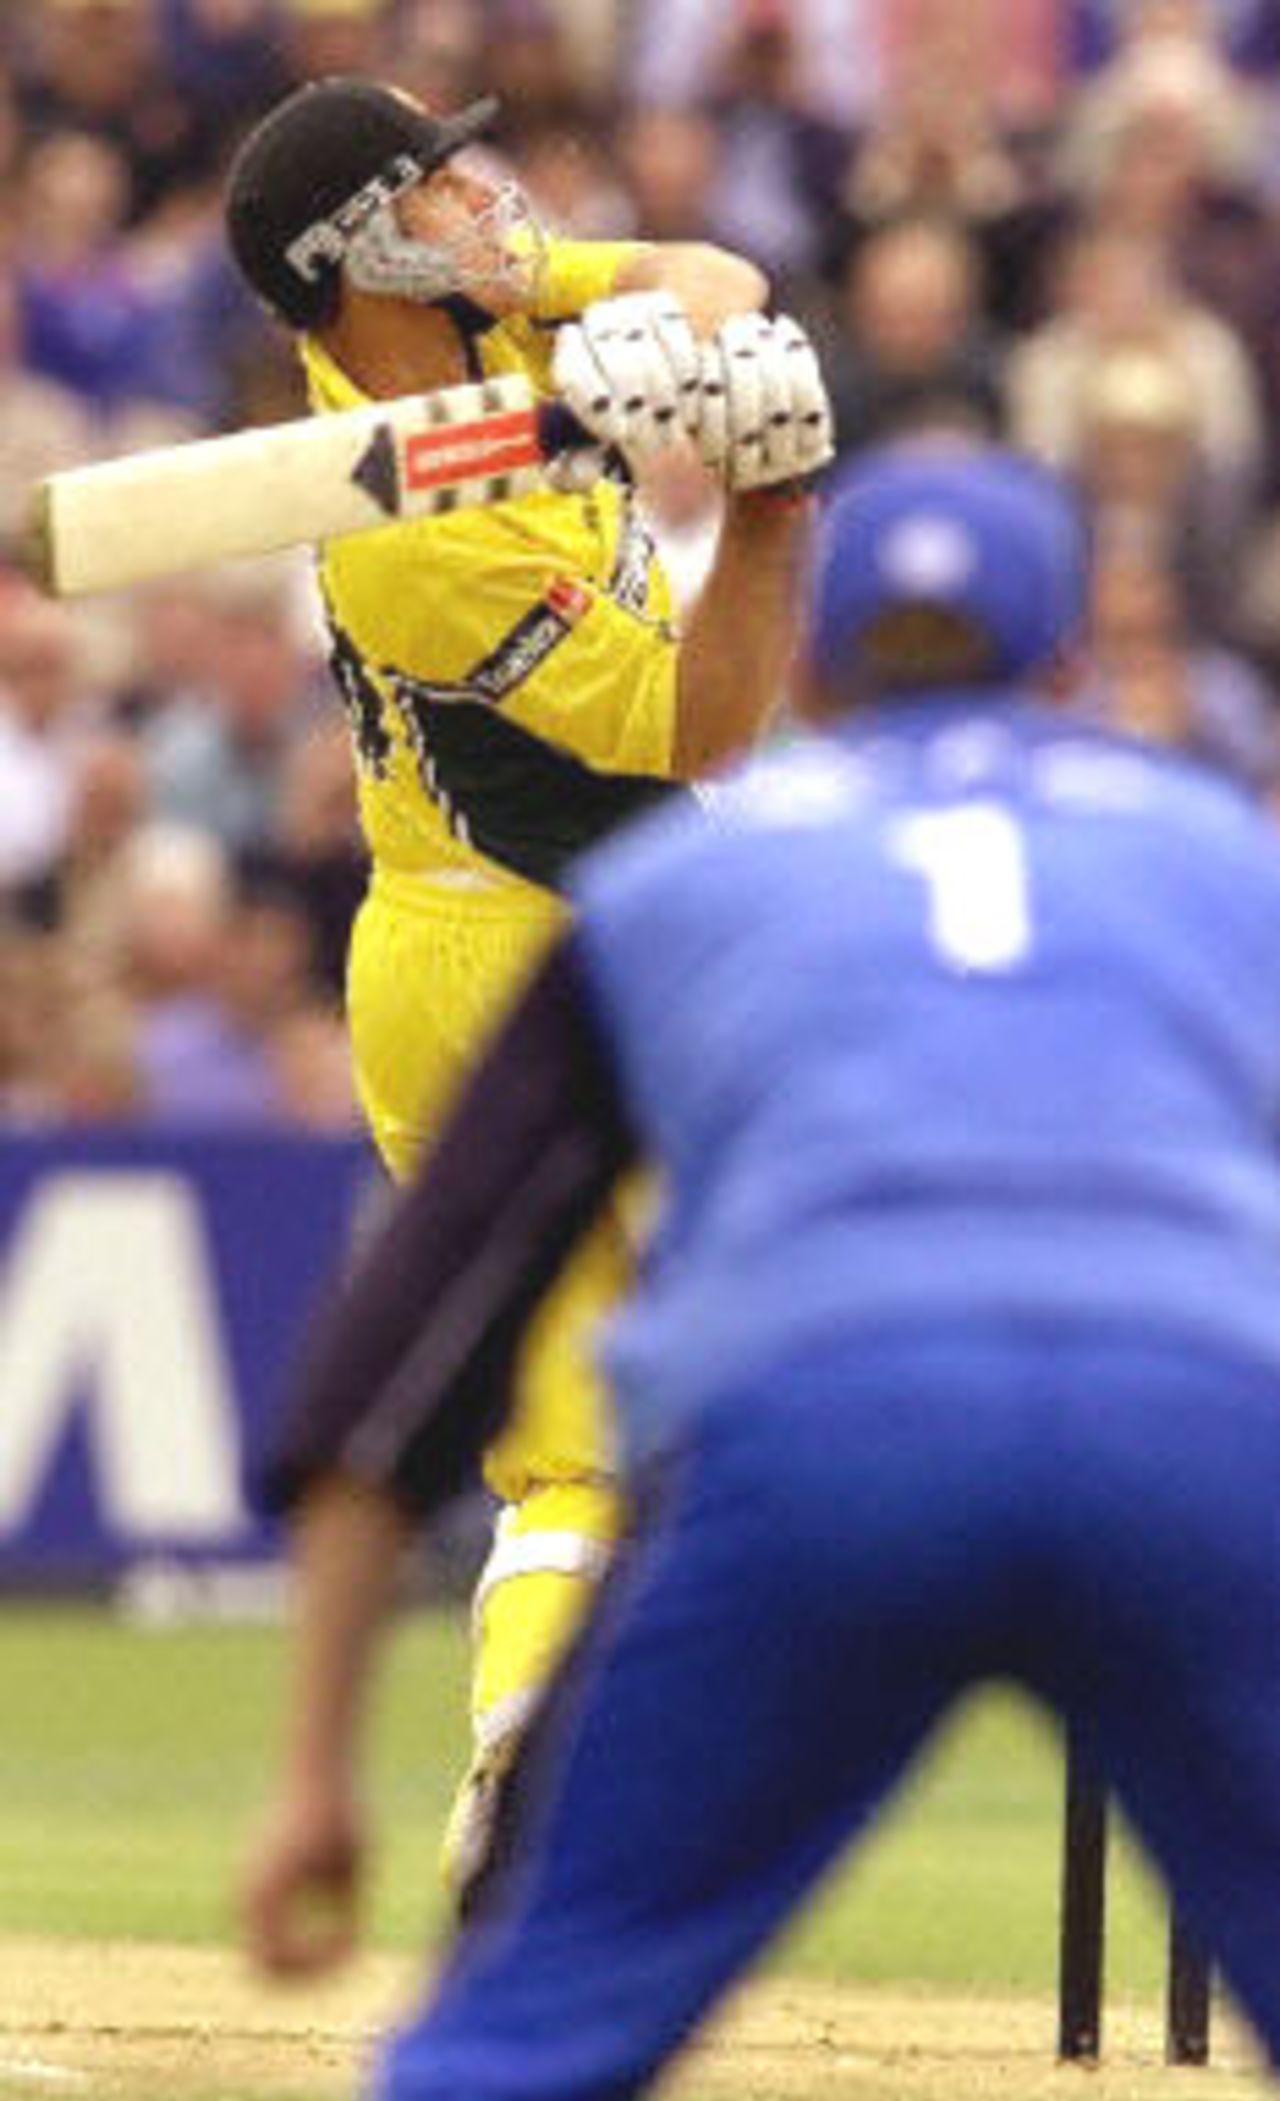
552, 291, 703, 466
696, 313, 833, 493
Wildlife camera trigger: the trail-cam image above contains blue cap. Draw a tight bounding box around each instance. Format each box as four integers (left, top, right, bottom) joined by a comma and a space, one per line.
808, 443, 1090, 690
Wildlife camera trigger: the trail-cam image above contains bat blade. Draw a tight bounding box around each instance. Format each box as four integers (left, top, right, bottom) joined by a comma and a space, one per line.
28, 374, 560, 597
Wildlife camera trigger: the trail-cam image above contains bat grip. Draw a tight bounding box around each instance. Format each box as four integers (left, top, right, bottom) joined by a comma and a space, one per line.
536, 401, 595, 460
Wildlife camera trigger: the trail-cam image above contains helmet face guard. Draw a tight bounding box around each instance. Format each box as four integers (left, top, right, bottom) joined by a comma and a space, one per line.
224, 81, 516, 329
343, 174, 545, 314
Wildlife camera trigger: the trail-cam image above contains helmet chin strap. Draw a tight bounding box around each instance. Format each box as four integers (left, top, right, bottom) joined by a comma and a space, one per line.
436, 295, 499, 378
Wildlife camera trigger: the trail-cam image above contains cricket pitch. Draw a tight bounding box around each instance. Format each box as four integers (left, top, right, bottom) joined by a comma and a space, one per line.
0, 1940, 1271, 2101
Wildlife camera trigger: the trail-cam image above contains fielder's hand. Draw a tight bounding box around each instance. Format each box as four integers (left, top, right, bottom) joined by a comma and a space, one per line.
696, 313, 834, 493
552, 290, 703, 474
240, 1783, 365, 1979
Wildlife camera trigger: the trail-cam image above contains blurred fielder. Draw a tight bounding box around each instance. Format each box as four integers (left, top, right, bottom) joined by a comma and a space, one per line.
245, 440, 1280, 2096
223, 75, 831, 1905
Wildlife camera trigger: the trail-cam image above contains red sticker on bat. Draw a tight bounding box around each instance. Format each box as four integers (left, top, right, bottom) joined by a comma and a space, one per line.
403, 409, 541, 493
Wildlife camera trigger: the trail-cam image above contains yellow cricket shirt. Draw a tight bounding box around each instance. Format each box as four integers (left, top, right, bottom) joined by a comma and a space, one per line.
305, 239, 681, 884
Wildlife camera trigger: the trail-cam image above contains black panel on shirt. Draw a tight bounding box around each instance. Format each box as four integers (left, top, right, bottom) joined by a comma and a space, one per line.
404, 695, 685, 888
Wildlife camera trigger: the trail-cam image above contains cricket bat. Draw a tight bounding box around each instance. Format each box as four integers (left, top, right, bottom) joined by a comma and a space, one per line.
26, 375, 587, 598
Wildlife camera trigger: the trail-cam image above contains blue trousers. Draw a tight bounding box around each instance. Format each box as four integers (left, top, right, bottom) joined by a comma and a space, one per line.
380, 1321, 1280, 2100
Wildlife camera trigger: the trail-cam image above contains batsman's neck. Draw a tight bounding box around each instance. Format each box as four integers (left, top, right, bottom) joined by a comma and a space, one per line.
319, 288, 470, 400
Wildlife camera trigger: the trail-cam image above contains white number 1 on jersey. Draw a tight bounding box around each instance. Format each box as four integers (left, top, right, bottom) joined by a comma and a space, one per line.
890, 803, 1031, 972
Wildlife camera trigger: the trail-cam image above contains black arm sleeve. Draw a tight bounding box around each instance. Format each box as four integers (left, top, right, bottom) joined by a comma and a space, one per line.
417, 698, 690, 890
261, 933, 638, 1522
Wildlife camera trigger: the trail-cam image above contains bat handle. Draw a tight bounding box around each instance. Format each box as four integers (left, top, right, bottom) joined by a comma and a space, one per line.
535, 401, 596, 461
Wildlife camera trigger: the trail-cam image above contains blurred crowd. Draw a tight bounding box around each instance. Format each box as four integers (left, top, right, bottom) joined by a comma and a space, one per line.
4, 0, 1280, 1128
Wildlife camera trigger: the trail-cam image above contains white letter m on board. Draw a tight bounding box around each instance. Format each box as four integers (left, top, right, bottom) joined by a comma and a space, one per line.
0, 1174, 245, 1539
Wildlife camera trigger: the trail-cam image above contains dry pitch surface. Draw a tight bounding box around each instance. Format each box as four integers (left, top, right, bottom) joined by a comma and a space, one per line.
0, 1941, 1271, 2101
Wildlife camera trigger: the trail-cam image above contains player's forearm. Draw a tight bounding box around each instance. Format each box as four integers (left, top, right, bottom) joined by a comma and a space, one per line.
616, 244, 768, 337
281, 1478, 410, 1796
262, 939, 636, 1521
673, 491, 814, 777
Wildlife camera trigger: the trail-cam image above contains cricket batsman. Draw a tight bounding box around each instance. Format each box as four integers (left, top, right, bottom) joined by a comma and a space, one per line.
223, 74, 832, 1905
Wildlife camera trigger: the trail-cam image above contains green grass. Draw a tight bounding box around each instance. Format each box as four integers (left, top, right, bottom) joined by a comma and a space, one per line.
0, 1603, 1170, 1997
0, 1602, 468, 1949
776, 1692, 1167, 1996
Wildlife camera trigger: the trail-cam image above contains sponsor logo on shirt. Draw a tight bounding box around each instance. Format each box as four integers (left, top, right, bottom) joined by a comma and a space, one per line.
546, 577, 594, 624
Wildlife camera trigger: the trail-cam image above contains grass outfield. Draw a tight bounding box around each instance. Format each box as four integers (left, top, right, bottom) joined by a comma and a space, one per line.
0, 1604, 1267, 2101
0, 1601, 1173, 1988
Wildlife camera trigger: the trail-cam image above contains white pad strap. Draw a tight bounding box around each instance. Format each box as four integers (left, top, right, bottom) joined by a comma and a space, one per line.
472, 1685, 542, 1754
472, 1521, 613, 1627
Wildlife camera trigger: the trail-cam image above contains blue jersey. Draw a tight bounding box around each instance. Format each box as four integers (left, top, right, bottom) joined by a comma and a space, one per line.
571, 697, 1280, 1457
